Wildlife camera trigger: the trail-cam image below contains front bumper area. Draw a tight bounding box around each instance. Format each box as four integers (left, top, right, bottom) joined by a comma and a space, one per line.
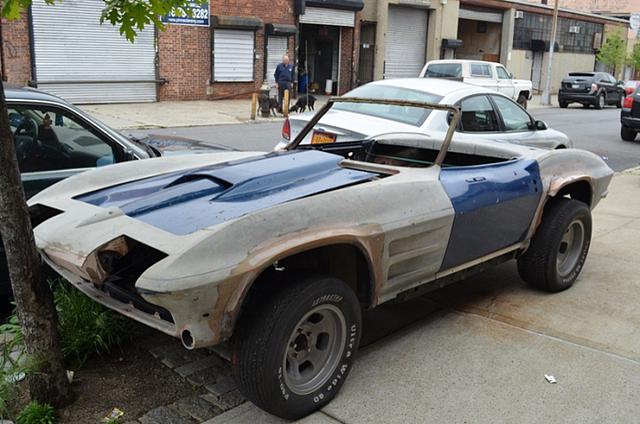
43, 253, 221, 349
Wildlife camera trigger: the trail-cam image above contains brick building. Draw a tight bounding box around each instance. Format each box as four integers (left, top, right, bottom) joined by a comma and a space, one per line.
0, 0, 363, 103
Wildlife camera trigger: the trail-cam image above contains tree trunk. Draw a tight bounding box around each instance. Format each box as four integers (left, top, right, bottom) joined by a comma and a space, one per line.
0, 81, 71, 405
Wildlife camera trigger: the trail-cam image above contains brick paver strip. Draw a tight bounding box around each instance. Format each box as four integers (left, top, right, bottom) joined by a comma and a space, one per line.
138, 405, 193, 424
150, 342, 209, 369
173, 395, 223, 422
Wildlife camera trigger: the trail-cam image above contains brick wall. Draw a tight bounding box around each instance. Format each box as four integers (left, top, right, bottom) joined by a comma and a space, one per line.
1, 12, 31, 85
338, 14, 361, 95
158, 0, 299, 100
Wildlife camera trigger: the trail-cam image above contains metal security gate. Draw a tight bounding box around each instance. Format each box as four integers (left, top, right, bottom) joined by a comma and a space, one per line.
30, 0, 157, 103
385, 6, 428, 79
213, 29, 255, 82
266, 36, 289, 87
298, 7, 355, 27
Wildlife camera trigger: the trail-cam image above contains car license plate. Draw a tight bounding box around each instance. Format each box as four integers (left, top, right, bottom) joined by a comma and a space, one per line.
572, 84, 580, 89
311, 131, 337, 145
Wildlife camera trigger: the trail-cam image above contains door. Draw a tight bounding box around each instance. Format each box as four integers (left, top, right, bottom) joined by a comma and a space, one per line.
453, 94, 510, 145
489, 95, 552, 148
468, 62, 498, 92
9, 103, 124, 199
531, 51, 543, 91
439, 158, 542, 269
31, 0, 156, 103
495, 65, 516, 99
385, 6, 428, 78
266, 36, 289, 88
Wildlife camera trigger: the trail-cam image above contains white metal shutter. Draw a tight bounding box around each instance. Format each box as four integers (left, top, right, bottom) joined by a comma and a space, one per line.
213, 29, 255, 82
459, 7, 503, 23
266, 36, 289, 87
385, 6, 428, 79
299, 7, 355, 27
31, 0, 156, 104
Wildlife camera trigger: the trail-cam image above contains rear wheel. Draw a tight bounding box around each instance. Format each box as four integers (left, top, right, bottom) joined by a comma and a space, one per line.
617, 95, 624, 109
518, 198, 591, 292
621, 125, 637, 141
559, 100, 568, 108
594, 93, 605, 109
232, 275, 362, 420
517, 94, 528, 109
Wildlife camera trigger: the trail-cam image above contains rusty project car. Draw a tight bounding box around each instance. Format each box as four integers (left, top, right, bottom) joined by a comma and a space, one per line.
29, 98, 613, 419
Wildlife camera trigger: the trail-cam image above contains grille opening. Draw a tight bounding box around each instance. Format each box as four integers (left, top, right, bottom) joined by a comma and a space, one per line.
29, 204, 63, 228
97, 237, 173, 322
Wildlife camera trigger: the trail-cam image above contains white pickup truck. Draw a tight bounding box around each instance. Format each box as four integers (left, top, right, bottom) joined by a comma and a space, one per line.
419, 59, 533, 108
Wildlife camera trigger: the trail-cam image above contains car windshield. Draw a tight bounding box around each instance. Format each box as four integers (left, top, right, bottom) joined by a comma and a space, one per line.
424, 63, 462, 78
333, 85, 442, 127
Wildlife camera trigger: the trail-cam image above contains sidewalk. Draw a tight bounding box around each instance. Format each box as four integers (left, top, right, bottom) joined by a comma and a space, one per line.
80, 93, 555, 131
203, 168, 640, 423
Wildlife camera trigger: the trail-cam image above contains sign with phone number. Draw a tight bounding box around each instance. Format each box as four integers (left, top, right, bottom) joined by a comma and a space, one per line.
161, 2, 209, 27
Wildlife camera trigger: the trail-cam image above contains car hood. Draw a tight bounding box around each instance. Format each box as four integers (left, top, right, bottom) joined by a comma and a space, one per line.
73, 150, 379, 235
137, 134, 233, 156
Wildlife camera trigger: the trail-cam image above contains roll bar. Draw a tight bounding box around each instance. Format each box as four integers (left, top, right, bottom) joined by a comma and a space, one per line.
284, 97, 461, 167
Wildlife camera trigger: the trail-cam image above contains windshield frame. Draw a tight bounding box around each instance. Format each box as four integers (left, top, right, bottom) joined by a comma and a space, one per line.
285, 97, 461, 167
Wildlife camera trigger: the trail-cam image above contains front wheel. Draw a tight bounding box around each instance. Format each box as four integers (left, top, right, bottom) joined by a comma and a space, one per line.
559, 100, 568, 108
517, 94, 528, 109
232, 275, 362, 420
518, 198, 591, 292
617, 95, 624, 109
621, 125, 637, 141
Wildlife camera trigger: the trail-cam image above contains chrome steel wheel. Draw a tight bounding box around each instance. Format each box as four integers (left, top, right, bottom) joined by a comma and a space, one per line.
283, 304, 346, 395
598, 94, 605, 109
556, 219, 585, 277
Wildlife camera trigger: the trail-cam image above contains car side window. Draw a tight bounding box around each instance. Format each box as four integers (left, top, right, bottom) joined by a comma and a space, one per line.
470, 63, 492, 78
9, 105, 117, 173
459, 95, 500, 132
491, 96, 533, 132
496, 66, 510, 80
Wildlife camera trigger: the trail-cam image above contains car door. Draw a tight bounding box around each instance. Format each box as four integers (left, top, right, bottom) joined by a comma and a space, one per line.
488, 94, 551, 146
468, 63, 498, 92
452, 94, 510, 145
9, 103, 127, 199
606, 73, 622, 104
596, 73, 614, 101
495, 65, 516, 99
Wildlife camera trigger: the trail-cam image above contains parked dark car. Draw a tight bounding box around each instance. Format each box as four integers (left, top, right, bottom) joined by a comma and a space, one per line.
558, 72, 625, 109
1, 86, 225, 302
620, 83, 640, 141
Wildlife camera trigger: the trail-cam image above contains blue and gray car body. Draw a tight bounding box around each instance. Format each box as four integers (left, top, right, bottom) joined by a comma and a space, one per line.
29, 100, 612, 351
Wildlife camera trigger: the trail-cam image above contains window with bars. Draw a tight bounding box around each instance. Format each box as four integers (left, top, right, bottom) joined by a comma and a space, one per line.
513, 11, 604, 54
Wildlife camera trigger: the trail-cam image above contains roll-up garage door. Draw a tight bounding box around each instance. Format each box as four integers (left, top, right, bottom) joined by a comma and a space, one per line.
385, 6, 428, 79
266, 36, 289, 87
31, 0, 156, 104
298, 6, 355, 27
213, 29, 255, 82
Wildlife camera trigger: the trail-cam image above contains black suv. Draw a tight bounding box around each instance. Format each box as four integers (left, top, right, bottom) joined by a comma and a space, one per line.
558, 72, 625, 109
620, 82, 640, 141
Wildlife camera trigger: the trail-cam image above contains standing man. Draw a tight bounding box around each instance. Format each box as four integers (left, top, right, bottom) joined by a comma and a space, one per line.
274, 54, 294, 113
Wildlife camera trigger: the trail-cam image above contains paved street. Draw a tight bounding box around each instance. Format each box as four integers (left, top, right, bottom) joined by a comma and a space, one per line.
130, 105, 640, 171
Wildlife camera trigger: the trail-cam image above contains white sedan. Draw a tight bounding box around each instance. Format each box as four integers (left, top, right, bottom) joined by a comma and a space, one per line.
277, 78, 571, 150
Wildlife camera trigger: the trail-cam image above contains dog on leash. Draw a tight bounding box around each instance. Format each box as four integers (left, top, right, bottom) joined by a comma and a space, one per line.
258, 93, 279, 117
290, 95, 317, 113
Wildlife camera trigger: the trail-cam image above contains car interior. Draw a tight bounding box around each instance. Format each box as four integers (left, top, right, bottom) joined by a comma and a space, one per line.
297, 133, 515, 168
10, 107, 116, 173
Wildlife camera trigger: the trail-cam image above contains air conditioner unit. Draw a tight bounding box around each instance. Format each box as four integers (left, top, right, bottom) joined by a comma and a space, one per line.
569, 26, 581, 34
515, 10, 524, 19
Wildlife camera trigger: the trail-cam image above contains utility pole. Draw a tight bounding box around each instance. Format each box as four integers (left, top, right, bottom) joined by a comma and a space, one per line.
541, 0, 560, 105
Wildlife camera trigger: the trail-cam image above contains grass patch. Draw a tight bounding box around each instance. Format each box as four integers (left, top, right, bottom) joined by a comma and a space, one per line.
16, 401, 57, 424
53, 281, 128, 368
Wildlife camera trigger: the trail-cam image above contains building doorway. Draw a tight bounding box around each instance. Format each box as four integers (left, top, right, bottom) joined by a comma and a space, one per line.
299, 24, 340, 95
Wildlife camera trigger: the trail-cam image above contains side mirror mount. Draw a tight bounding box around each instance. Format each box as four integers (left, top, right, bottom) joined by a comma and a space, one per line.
534, 120, 548, 131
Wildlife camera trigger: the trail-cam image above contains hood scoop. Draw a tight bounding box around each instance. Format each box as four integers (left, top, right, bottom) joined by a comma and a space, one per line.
75, 150, 379, 235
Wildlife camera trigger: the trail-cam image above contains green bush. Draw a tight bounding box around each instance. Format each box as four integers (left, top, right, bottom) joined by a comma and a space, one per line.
0, 309, 26, 419
53, 281, 128, 368
16, 401, 57, 424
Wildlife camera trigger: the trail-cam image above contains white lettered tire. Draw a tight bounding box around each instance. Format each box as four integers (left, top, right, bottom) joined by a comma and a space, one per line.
232, 275, 362, 420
